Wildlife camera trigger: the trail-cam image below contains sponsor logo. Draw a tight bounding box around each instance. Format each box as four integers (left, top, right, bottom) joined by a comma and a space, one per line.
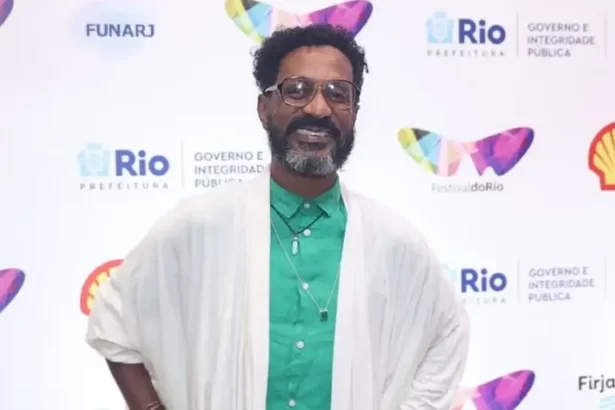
444, 264, 509, 305
589, 122, 615, 191
80, 260, 123, 315
397, 126, 534, 193
189, 150, 267, 189
523, 264, 598, 303
74, 0, 156, 58
0, 268, 25, 314
579, 375, 615, 394
0, 0, 13, 28
440, 263, 457, 282
77, 143, 171, 191
523, 21, 598, 58
426, 12, 507, 57
454, 370, 535, 409
579, 375, 615, 409
226, 0, 373, 43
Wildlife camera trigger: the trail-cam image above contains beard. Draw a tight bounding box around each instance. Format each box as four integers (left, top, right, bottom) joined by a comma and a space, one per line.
266, 117, 355, 178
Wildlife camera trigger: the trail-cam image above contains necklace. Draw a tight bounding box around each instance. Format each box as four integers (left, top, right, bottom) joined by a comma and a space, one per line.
270, 205, 326, 255
271, 221, 340, 322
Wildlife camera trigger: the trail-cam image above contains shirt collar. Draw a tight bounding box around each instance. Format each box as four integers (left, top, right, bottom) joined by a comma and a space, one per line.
270, 177, 342, 218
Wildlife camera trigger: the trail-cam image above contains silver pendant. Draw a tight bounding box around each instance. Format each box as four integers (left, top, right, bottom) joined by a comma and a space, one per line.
291, 235, 299, 255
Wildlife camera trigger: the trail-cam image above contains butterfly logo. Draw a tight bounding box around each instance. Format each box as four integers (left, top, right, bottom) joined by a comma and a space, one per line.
453, 370, 536, 410
225, 0, 373, 43
398, 127, 534, 177
0, 268, 25, 314
0, 0, 14, 28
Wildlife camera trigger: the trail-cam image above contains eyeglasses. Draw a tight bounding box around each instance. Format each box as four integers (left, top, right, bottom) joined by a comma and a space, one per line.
397, 127, 535, 176
265, 77, 359, 110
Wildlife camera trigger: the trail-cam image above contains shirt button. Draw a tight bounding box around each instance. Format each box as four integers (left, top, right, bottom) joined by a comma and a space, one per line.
304, 203, 310, 209
288, 399, 296, 407
296, 340, 305, 349
303, 228, 311, 236
302, 282, 309, 290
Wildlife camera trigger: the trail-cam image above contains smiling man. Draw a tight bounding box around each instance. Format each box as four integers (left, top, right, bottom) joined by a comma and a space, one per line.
86, 24, 470, 410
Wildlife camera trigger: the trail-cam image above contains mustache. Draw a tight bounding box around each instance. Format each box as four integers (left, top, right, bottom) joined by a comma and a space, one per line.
286, 116, 340, 137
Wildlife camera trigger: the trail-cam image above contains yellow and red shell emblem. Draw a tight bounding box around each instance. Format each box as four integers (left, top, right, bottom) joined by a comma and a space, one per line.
80, 259, 123, 316
589, 122, 615, 190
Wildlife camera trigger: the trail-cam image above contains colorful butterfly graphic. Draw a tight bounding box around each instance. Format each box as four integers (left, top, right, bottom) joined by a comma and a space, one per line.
453, 370, 535, 410
398, 127, 534, 177
0, 0, 13, 27
0, 268, 25, 314
225, 0, 373, 43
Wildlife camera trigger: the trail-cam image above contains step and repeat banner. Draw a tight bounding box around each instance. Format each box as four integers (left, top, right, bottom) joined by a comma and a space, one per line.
1, 0, 615, 409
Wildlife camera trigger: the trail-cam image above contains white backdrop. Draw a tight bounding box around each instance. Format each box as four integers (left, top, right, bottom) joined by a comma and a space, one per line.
1, 0, 615, 408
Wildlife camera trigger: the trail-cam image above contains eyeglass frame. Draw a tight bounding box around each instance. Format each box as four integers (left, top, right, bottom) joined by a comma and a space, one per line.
263, 77, 360, 110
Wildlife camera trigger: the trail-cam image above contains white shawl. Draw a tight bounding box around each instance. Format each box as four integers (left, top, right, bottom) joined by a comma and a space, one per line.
86, 170, 469, 410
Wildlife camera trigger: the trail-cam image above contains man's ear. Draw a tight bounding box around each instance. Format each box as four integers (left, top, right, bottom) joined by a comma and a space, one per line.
257, 94, 268, 129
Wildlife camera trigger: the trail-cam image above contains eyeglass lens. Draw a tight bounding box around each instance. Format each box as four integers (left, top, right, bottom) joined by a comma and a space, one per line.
280, 78, 355, 108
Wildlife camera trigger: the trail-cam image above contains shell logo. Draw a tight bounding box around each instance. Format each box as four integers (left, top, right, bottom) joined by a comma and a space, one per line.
80, 259, 123, 316
589, 122, 615, 191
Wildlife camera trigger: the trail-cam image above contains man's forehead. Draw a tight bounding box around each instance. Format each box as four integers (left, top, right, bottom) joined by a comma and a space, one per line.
277, 46, 352, 81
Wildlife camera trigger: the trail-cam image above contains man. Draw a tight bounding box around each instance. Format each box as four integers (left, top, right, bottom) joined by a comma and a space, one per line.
86, 24, 469, 410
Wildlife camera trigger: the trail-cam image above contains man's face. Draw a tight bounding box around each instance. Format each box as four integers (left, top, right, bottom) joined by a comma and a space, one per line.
258, 45, 358, 178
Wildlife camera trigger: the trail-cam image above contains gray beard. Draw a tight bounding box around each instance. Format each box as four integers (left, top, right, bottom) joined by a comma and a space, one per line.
283, 148, 337, 177
265, 120, 354, 177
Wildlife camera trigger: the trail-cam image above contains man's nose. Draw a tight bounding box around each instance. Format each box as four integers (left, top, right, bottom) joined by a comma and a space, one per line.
302, 89, 332, 118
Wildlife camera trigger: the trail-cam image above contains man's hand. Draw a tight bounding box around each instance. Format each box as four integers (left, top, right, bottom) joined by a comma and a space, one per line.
107, 361, 165, 410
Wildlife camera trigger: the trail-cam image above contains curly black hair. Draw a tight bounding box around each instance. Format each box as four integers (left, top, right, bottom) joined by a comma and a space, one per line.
252, 24, 369, 97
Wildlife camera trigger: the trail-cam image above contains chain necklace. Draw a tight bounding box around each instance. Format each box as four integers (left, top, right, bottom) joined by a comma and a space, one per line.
270, 205, 326, 255
271, 221, 340, 322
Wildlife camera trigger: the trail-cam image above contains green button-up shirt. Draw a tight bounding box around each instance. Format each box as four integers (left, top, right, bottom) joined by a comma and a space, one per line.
267, 178, 347, 410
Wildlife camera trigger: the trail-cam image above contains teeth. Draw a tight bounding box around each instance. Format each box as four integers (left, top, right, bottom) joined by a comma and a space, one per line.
297, 128, 328, 134
296, 128, 330, 141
